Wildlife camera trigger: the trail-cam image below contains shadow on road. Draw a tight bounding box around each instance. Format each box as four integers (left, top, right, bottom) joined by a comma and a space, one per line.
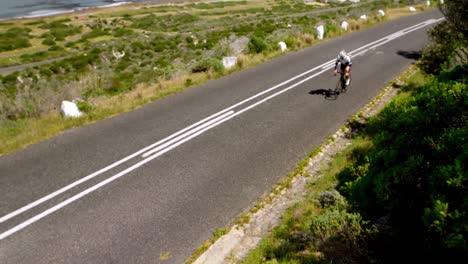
309, 89, 340, 100
397, 50, 421, 60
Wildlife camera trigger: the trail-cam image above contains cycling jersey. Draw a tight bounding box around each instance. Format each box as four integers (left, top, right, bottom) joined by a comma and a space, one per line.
335, 54, 352, 71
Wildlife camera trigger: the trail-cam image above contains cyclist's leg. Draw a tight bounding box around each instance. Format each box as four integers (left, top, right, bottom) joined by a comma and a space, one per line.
340, 65, 347, 90
346, 65, 351, 86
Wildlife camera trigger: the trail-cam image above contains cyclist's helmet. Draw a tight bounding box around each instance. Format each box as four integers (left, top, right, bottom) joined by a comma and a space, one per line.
339, 50, 346, 59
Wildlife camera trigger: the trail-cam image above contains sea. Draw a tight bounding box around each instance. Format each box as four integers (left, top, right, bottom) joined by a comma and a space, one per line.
0, 0, 168, 20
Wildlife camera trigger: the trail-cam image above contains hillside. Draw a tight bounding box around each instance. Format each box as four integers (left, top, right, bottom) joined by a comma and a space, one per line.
0, 0, 430, 155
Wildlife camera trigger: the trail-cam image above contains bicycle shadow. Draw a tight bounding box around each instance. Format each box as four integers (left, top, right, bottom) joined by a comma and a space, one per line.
309, 89, 341, 100
397, 50, 421, 60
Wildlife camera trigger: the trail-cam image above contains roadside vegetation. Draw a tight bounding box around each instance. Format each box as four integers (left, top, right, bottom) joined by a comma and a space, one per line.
241, 0, 467, 262
0, 0, 431, 155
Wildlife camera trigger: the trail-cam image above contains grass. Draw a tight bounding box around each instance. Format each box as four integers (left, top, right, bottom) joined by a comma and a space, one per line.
240, 142, 355, 263
0, 114, 88, 155
185, 228, 228, 263
0, 71, 211, 155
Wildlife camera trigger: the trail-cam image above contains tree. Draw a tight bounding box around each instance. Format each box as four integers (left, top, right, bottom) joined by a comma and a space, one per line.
440, 0, 468, 41
419, 0, 468, 74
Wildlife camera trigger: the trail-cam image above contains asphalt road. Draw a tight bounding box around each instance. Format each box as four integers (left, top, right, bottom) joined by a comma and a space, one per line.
0, 56, 69, 75
0, 10, 442, 264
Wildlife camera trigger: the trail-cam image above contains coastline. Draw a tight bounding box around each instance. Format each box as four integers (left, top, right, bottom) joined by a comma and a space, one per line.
0, 0, 202, 22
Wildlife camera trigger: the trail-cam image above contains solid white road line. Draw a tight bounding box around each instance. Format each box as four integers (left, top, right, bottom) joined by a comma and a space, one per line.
0, 113, 237, 241
141, 110, 234, 158
0, 17, 442, 238
0, 58, 335, 226
0, 109, 232, 224
352, 18, 443, 58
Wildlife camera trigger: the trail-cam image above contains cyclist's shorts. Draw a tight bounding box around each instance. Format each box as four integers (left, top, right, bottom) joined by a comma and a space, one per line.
340, 63, 351, 72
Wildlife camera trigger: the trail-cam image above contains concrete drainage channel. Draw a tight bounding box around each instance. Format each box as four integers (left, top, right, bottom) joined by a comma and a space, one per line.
192, 66, 416, 264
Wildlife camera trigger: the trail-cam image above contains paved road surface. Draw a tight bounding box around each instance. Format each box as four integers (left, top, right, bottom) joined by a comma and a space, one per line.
0, 57, 68, 75
0, 10, 442, 264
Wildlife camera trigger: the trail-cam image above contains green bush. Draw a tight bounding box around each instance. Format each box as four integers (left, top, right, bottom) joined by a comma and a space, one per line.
64, 41, 75, 48
130, 41, 145, 52
108, 72, 134, 94
419, 22, 458, 75
248, 35, 267, 54
40, 21, 82, 41
76, 101, 94, 113
42, 37, 56, 46
115, 60, 130, 71
80, 28, 108, 41
48, 45, 64, 52
340, 70, 468, 259
308, 209, 370, 263
0, 27, 32, 52
284, 35, 296, 50
20, 51, 49, 63
113, 28, 134, 37
191, 57, 224, 73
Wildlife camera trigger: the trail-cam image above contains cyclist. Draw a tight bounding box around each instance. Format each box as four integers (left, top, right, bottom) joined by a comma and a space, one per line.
333, 50, 352, 86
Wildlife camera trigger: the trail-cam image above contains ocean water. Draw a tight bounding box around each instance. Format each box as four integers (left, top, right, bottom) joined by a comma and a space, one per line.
0, 0, 166, 20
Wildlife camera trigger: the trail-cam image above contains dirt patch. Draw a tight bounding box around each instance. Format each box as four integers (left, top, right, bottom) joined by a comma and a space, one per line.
304, 1, 329, 7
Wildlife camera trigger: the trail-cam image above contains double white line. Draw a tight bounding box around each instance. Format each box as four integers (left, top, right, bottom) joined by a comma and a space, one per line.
0, 17, 443, 240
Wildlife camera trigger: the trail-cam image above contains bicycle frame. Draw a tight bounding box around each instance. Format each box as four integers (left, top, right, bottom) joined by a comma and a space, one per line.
335, 70, 349, 93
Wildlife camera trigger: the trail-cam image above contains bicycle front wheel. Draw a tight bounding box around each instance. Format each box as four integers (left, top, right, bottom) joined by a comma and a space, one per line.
335, 76, 345, 93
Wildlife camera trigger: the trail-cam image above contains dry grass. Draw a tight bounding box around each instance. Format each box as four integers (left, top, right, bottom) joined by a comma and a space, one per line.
305, 1, 329, 7
0, 113, 86, 155
0, 70, 211, 155
386, 4, 428, 20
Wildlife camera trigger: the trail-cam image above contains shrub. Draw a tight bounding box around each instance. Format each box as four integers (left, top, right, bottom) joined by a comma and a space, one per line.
80, 28, 108, 41
308, 209, 370, 263
0, 27, 32, 52
130, 41, 146, 52
40, 21, 82, 41
20, 51, 49, 63
191, 57, 224, 73
108, 72, 134, 94
76, 101, 94, 113
113, 28, 134, 37
284, 35, 297, 50
42, 38, 56, 46
48, 45, 64, 52
64, 41, 75, 48
248, 35, 267, 53
341, 71, 468, 259
418, 21, 466, 75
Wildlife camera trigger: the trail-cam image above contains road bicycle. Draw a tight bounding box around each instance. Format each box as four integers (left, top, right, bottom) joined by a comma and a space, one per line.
334, 70, 351, 94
